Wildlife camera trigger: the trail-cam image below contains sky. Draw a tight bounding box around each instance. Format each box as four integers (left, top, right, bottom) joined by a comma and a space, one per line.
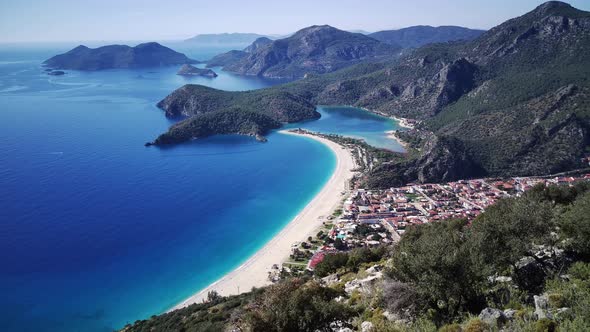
1, 0, 589, 43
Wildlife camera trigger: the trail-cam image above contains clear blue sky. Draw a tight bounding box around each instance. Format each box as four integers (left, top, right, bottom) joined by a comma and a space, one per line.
1, 0, 589, 42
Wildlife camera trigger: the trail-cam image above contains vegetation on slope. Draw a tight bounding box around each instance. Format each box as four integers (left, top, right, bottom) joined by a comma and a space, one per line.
151, 85, 318, 144
152, 109, 281, 145
121, 182, 590, 332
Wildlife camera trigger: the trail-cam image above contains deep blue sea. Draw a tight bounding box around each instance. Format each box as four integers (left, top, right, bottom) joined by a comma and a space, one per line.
0, 43, 400, 332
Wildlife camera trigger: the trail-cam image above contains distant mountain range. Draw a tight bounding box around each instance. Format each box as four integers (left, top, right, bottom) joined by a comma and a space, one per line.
152, 1, 590, 187
369, 25, 485, 48
43, 42, 197, 70
208, 25, 400, 79
184, 33, 272, 45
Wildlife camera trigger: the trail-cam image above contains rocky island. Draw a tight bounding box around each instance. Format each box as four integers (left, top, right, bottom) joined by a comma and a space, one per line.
176, 64, 217, 77
43, 42, 198, 70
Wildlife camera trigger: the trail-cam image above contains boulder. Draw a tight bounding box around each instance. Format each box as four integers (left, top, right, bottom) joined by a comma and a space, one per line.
321, 273, 340, 286
361, 321, 374, 332
534, 294, 553, 320
478, 307, 507, 327
503, 309, 517, 320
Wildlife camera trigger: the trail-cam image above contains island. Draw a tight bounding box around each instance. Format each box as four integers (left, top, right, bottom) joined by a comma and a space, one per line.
176, 64, 217, 78
43, 42, 198, 71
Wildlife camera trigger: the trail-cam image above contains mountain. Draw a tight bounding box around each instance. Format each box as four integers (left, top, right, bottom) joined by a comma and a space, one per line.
176, 64, 217, 77
206, 50, 249, 67
184, 33, 271, 45
243, 37, 273, 53
342, 0, 590, 186
218, 25, 400, 79
206, 37, 273, 68
43, 42, 197, 70
369, 25, 485, 48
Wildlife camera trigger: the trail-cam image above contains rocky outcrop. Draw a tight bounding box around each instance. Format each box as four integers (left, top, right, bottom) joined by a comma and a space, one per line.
479, 308, 507, 327
43, 42, 198, 70
414, 135, 484, 183
176, 64, 217, 77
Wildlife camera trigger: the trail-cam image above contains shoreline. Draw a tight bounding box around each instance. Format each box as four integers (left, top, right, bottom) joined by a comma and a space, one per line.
168, 130, 356, 311
385, 130, 409, 150
317, 105, 412, 152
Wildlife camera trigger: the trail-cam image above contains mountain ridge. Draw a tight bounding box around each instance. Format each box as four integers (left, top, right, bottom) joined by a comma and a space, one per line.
212, 25, 400, 79
369, 25, 485, 48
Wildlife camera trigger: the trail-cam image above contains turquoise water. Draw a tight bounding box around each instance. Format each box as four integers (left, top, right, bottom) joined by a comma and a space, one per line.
286, 106, 404, 152
0, 44, 398, 332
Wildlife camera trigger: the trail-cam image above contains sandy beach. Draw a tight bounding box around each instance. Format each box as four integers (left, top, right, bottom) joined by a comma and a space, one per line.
169, 130, 356, 311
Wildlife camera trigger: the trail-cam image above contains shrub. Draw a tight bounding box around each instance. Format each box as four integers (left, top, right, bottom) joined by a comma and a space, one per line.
463, 318, 488, 332
439, 323, 462, 332
535, 318, 558, 332
547, 293, 566, 309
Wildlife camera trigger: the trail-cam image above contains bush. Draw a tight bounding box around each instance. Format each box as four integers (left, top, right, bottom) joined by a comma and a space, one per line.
381, 280, 421, 320
389, 219, 485, 322
463, 318, 488, 332
535, 318, 558, 332
439, 323, 462, 332
559, 192, 590, 257
244, 278, 356, 332
547, 293, 566, 309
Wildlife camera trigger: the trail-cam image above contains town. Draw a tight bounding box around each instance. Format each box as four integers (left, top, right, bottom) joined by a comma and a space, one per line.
278, 173, 590, 276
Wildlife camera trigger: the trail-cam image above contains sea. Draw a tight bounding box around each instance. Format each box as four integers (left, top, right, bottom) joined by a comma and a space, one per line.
0, 41, 402, 332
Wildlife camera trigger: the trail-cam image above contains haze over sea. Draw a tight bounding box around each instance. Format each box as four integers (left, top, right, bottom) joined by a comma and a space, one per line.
0, 43, 401, 332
